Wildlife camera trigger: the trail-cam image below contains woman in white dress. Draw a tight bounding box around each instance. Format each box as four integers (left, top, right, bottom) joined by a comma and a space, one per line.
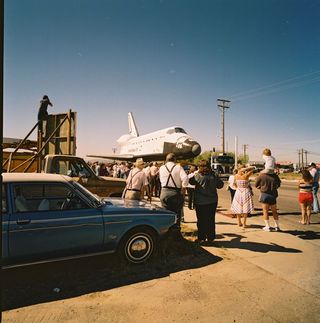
231, 166, 255, 228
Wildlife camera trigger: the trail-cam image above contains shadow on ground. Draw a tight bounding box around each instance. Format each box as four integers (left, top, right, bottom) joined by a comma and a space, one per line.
285, 229, 320, 240
2, 235, 222, 311
214, 233, 303, 254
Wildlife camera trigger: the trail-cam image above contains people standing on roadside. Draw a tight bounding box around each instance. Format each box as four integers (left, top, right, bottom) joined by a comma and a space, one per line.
255, 169, 281, 231
187, 165, 197, 210
159, 153, 188, 229
308, 162, 319, 213
262, 148, 276, 173
98, 163, 108, 176
119, 163, 127, 179
189, 160, 224, 243
124, 158, 149, 201
227, 168, 238, 203
94, 162, 100, 176
231, 166, 255, 229
150, 162, 159, 197
298, 170, 314, 224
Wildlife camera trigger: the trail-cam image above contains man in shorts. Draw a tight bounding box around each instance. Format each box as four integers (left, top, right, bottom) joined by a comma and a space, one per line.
255, 169, 281, 231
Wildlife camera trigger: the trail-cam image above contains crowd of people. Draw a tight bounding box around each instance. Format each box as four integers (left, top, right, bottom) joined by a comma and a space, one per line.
35, 95, 319, 243
87, 148, 320, 244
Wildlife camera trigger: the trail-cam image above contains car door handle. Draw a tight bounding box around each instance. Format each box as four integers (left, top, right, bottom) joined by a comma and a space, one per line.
17, 219, 31, 225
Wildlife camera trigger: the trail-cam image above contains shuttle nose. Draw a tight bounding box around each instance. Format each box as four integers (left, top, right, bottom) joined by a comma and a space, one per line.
192, 143, 201, 156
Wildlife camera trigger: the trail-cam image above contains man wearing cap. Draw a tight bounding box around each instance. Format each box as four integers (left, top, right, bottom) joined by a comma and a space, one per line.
37, 95, 53, 133
159, 153, 188, 228
309, 162, 319, 213
37, 95, 53, 121
124, 158, 149, 200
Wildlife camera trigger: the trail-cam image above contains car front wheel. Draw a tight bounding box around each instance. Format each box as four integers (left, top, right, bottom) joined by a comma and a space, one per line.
121, 228, 157, 264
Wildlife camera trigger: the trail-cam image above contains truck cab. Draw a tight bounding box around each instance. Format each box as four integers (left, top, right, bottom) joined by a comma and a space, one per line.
43, 155, 125, 197
210, 154, 235, 176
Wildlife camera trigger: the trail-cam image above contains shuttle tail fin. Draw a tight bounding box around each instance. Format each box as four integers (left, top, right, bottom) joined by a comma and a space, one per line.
128, 112, 139, 137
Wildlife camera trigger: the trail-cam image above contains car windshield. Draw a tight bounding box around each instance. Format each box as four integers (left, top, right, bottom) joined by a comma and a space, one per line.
69, 181, 103, 208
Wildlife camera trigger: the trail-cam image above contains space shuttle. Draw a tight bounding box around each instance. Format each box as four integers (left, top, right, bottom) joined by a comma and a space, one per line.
87, 112, 201, 162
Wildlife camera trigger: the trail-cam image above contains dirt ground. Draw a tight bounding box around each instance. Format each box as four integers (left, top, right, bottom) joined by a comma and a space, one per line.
2, 212, 320, 322
2, 227, 219, 311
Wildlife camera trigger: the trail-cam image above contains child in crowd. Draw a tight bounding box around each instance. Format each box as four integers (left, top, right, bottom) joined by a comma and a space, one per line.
262, 148, 276, 173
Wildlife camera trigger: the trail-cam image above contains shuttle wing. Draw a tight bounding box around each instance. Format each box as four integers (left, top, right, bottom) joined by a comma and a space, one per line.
86, 154, 136, 161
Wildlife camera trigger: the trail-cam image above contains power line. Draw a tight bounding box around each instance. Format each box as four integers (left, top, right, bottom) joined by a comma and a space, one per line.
232, 77, 320, 102
248, 144, 320, 156
229, 70, 320, 99
228, 70, 320, 102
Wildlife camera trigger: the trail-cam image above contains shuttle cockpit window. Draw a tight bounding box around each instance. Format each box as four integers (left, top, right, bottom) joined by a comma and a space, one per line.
174, 127, 186, 134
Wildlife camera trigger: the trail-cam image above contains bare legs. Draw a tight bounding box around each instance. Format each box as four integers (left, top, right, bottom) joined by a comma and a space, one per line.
262, 203, 280, 230
306, 203, 312, 224
237, 213, 248, 228
237, 214, 242, 226
299, 202, 312, 224
300, 203, 306, 224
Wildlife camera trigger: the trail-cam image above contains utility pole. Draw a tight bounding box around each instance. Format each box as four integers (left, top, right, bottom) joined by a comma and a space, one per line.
234, 136, 238, 169
217, 99, 230, 154
304, 150, 308, 166
301, 148, 304, 169
298, 149, 301, 169
243, 144, 248, 164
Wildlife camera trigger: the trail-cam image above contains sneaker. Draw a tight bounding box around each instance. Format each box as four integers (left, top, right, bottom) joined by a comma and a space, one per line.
263, 226, 271, 232
274, 226, 282, 232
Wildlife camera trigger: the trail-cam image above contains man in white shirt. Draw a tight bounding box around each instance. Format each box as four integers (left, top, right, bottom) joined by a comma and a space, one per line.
309, 162, 319, 213
159, 153, 188, 228
124, 158, 149, 200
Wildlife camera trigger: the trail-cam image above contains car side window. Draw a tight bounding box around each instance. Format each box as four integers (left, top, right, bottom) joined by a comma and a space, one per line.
2, 184, 7, 213
13, 183, 90, 212
13, 185, 35, 212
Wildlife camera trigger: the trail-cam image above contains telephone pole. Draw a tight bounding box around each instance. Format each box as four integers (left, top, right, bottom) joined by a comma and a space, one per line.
242, 144, 248, 163
217, 99, 230, 154
304, 150, 308, 166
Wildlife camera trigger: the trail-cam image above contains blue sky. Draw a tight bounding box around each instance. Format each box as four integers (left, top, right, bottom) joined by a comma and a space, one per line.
4, 0, 320, 163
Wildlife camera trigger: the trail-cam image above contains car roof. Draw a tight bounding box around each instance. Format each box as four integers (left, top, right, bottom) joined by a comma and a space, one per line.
2, 172, 72, 183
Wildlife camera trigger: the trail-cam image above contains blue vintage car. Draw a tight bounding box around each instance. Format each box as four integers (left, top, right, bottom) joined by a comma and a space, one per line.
1, 173, 176, 267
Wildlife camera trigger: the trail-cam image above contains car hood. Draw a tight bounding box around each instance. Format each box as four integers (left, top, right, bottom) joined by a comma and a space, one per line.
101, 197, 176, 215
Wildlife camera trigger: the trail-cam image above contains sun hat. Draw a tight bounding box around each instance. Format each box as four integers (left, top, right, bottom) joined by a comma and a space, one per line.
135, 158, 145, 167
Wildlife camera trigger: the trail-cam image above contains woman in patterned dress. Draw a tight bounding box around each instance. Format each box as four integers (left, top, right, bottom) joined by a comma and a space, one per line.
231, 166, 255, 228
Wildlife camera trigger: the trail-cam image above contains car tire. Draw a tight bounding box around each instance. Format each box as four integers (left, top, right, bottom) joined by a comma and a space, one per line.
120, 227, 157, 264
